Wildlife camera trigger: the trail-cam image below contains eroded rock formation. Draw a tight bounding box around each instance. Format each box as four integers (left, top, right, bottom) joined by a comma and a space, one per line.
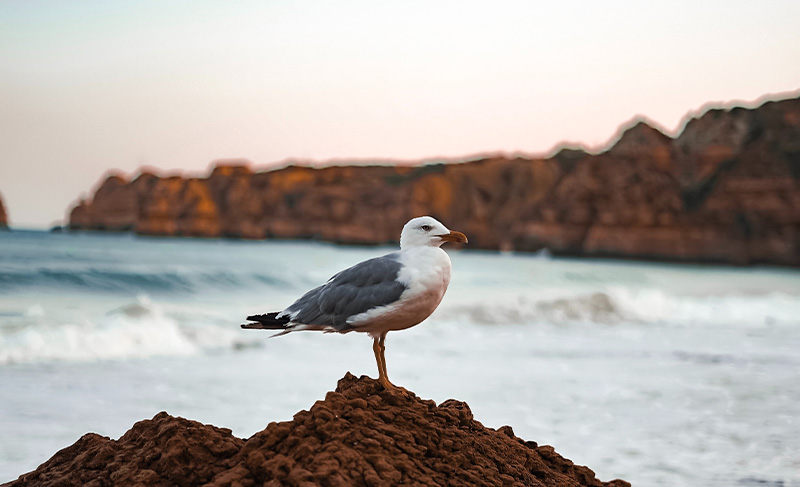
0, 192, 8, 229
68, 94, 800, 265
8, 374, 629, 487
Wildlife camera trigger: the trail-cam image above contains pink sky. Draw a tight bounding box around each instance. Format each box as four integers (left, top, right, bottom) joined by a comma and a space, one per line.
1, 1, 799, 228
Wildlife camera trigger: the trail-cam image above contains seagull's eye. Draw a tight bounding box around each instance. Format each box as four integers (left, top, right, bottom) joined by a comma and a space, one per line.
420, 225, 432, 232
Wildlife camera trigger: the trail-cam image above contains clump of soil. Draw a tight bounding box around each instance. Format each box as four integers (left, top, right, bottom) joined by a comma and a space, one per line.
8, 373, 630, 487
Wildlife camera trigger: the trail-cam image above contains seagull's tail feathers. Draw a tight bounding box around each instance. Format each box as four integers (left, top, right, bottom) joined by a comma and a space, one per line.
241, 312, 292, 336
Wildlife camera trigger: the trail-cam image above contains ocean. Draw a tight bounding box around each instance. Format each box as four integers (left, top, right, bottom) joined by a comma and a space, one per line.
1, 230, 799, 486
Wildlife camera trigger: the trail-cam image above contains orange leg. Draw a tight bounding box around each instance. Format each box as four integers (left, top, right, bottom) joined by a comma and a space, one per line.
379, 333, 389, 382
372, 332, 396, 390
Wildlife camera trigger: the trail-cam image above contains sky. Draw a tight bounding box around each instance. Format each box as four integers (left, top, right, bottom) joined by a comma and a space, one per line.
1, 1, 799, 228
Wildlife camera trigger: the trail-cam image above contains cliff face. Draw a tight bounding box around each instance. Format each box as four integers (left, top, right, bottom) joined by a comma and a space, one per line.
9, 374, 629, 487
0, 192, 8, 229
68, 94, 800, 266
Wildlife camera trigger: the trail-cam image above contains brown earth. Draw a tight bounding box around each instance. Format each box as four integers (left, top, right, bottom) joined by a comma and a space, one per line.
67, 93, 800, 266
0, 192, 8, 229
6, 374, 629, 487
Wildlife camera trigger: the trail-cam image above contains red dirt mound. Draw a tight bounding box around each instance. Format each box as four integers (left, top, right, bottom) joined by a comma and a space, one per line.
7, 374, 630, 487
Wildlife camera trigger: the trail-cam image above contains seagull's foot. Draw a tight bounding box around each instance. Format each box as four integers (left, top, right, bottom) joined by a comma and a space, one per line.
377, 376, 413, 398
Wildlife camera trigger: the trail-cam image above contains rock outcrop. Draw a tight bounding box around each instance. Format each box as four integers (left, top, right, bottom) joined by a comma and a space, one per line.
7, 374, 629, 487
0, 192, 8, 229
68, 93, 800, 266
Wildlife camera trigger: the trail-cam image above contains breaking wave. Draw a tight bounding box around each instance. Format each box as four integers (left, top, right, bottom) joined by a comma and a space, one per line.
445, 288, 800, 327
0, 298, 262, 365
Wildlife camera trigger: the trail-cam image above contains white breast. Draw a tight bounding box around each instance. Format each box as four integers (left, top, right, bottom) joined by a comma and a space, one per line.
347, 247, 452, 336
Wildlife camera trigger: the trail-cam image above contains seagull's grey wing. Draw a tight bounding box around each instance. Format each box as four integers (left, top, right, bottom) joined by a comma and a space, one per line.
281, 253, 407, 332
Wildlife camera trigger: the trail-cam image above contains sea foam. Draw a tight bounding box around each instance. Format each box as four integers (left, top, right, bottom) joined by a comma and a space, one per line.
0, 298, 258, 365
441, 287, 800, 328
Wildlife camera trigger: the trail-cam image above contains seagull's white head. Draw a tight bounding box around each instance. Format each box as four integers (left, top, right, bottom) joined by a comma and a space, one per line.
399, 216, 468, 250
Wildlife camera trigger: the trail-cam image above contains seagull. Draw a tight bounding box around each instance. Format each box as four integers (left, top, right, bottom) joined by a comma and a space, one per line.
241, 216, 467, 391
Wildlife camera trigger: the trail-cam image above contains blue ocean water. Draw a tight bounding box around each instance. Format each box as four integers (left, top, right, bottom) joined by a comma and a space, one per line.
1, 230, 799, 486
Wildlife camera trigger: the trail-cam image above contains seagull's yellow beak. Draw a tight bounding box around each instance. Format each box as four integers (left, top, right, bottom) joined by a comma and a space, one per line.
437, 230, 468, 244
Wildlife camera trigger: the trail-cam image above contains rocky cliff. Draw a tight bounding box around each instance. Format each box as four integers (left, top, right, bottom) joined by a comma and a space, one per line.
68, 94, 800, 266
0, 192, 8, 229
7, 374, 629, 487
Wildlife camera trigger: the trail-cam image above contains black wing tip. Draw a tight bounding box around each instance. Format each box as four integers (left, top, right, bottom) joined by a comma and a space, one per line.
247, 312, 289, 321
247, 312, 274, 321
242, 312, 291, 330
241, 322, 269, 329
